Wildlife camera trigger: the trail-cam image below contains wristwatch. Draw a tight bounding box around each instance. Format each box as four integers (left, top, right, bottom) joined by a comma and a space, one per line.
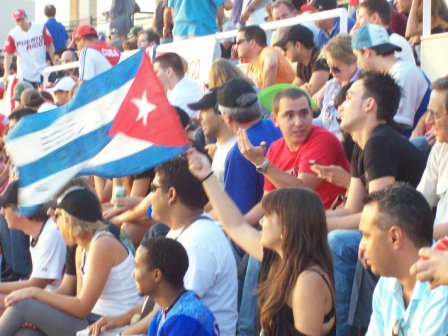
256, 158, 270, 173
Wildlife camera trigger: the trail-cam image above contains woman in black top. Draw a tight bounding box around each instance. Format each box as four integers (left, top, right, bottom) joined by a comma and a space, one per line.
187, 148, 336, 336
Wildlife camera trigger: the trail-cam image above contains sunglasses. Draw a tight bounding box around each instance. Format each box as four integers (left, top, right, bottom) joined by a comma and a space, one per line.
149, 182, 162, 193
330, 66, 342, 73
236, 39, 247, 45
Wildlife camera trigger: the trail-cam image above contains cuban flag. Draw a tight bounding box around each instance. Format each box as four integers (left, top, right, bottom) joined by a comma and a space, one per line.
6, 50, 190, 215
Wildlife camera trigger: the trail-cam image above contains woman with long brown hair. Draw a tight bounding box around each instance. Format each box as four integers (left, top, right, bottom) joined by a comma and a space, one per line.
187, 148, 336, 335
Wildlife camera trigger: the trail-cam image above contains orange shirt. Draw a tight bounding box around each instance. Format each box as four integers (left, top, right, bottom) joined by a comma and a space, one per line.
247, 47, 295, 89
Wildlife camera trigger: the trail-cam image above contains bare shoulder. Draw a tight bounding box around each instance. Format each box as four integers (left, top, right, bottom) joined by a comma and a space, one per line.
294, 268, 333, 297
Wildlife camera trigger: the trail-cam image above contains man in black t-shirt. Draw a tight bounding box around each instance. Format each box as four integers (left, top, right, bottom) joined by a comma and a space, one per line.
275, 23, 329, 96
325, 73, 426, 336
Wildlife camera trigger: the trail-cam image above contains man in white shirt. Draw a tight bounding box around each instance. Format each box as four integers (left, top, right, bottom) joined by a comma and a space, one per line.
153, 52, 203, 118
352, 24, 430, 134
359, 183, 448, 335
188, 88, 236, 184
417, 76, 448, 238
350, 0, 415, 64
0, 181, 66, 313
3, 9, 55, 87
151, 155, 238, 336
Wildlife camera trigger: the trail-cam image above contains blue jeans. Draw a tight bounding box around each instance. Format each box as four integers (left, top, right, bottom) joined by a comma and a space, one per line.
238, 256, 260, 336
328, 229, 362, 336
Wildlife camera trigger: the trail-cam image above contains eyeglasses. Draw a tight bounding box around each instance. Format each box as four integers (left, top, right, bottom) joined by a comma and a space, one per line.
392, 318, 404, 336
236, 39, 247, 45
149, 182, 162, 193
428, 109, 446, 120
330, 66, 341, 73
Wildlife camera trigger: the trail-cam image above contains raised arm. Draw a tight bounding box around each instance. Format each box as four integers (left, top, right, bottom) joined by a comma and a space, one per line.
405, 0, 423, 39
187, 148, 263, 261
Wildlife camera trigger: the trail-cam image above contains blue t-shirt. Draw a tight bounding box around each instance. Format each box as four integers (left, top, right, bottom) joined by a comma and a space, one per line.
223, 118, 282, 214
316, 17, 356, 47
149, 290, 220, 336
45, 18, 69, 53
168, 0, 224, 37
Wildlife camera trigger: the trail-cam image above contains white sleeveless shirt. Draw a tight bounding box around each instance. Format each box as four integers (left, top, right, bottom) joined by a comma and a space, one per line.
81, 231, 142, 316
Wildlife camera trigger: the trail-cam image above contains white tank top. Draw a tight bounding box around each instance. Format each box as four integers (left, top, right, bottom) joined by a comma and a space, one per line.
81, 231, 142, 316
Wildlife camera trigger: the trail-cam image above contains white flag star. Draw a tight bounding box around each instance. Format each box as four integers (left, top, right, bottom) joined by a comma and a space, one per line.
131, 91, 156, 126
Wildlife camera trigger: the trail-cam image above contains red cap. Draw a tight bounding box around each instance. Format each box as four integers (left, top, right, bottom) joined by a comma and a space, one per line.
12, 9, 26, 21
300, 4, 316, 12
69, 24, 98, 47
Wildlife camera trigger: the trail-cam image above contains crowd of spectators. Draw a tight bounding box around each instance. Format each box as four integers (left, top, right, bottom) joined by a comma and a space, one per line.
0, 0, 448, 335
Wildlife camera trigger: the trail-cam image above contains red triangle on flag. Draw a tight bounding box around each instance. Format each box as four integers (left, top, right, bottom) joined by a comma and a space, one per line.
109, 52, 189, 147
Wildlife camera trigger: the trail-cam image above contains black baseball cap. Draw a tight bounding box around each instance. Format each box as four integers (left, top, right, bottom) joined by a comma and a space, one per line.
310, 0, 337, 10
57, 186, 102, 222
188, 88, 219, 111
274, 24, 315, 49
217, 79, 258, 109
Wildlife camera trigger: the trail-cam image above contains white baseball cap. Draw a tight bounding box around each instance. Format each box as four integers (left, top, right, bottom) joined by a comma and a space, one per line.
47, 77, 76, 93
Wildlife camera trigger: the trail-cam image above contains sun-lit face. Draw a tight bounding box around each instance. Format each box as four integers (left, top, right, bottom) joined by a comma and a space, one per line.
272, 3, 296, 21
199, 108, 221, 138
148, 174, 169, 224
283, 41, 300, 62
236, 32, 251, 59
260, 211, 283, 252
326, 55, 357, 83
273, 96, 313, 149
394, 0, 412, 14
132, 246, 157, 296
61, 51, 77, 64
359, 202, 394, 276
137, 33, 149, 50
353, 49, 371, 72
1, 205, 21, 230
426, 90, 448, 142
53, 91, 70, 106
356, 7, 376, 27
153, 62, 171, 92
16, 18, 30, 31
339, 79, 368, 134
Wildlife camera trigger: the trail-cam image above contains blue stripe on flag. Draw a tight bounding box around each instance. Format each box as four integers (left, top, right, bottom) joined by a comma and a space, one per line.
17, 123, 112, 188
8, 50, 144, 140
80, 145, 190, 178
